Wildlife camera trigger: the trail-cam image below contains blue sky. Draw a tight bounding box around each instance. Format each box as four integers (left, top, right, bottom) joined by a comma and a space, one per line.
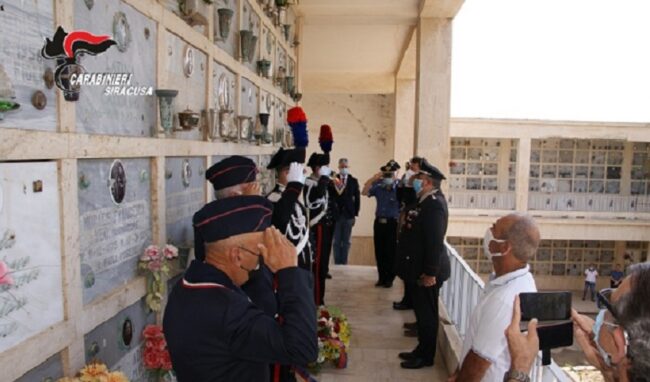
451, 0, 650, 122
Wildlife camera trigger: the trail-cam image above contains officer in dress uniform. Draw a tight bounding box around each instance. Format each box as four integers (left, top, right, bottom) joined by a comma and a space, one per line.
393, 156, 422, 312
163, 196, 317, 382
395, 159, 450, 370
266, 147, 312, 271
304, 151, 333, 305
194, 155, 278, 318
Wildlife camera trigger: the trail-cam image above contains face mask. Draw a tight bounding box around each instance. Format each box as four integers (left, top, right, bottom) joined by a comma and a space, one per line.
483, 228, 507, 260
239, 247, 262, 280
340, 168, 349, 176
382, 177, 394, 186
412, 179, 423, 194
593, 309, 615, 367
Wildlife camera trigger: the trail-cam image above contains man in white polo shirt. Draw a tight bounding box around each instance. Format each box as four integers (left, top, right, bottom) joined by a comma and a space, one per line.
449, 213, 540, 382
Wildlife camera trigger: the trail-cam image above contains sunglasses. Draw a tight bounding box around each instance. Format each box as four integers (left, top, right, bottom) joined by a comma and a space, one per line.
597, 288, 618, 320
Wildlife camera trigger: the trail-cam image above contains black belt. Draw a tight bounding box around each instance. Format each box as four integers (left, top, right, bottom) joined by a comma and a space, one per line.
376, 217, 397, 224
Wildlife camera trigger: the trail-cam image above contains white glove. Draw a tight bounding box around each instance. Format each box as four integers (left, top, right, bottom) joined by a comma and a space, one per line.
287, 162, 306, 184
319, 166, 332, 177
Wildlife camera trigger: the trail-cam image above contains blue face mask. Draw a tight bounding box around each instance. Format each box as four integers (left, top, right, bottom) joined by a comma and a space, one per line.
413, 179, 423, 194
340, 168, 349, 176
382, 177, 394, 186
593, 309, 617, 367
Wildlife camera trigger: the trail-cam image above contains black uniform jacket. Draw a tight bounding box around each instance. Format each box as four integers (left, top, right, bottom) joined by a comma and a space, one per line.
267, 182, 312, 270
395, 190, 449, 282
303, 175, 334, 227
163, 260, 317, 382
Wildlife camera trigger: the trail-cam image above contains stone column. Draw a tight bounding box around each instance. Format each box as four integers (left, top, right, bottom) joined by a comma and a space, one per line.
516, 138, 531, 211
414, 18, 452, 178
394, 78, 416, 163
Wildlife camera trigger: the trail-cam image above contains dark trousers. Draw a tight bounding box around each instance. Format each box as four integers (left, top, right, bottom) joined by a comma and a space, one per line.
311, 222, 333, 306
408, 281, 440, 362
583, 281, 596, 301
373, 218, 397, 284
398, 280, 413, 306
333, 217, 354, 264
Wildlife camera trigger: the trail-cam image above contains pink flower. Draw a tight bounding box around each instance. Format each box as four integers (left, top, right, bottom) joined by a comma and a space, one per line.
143, 348, 161, 369
141, 245, 160, 262
0, 260, 13, 286
163, 245, 178, 259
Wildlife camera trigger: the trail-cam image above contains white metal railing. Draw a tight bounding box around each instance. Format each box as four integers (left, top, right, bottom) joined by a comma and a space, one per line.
529, 192, 650, 213
441, 243, 573, 382
448, 191, 517, 210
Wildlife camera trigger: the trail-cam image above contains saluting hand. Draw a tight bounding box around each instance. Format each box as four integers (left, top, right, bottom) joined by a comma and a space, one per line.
258, 227, 297, 273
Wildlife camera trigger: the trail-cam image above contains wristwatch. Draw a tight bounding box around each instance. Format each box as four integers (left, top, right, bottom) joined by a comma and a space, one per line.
503, 369, 530, 382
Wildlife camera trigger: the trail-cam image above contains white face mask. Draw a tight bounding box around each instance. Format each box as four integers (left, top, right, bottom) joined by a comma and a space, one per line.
483, 227, 507, 260
404, 169, 415, 180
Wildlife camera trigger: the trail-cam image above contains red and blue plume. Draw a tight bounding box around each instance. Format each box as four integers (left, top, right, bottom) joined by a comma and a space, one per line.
287, 106, 308, 148
319, 124, 333, 153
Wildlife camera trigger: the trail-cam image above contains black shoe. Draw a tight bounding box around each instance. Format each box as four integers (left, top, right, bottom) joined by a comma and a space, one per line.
403, 322, 417, 330
398, 351, 419, 361
375, 280, 384, 287
403, 328, 417, 338
326, 274, 332, 279
400, 358, 433, 369
382, 281, 393, 288
393, 301, 412, 310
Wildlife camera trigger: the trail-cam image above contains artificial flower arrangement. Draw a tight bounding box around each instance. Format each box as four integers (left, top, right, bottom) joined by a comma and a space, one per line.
138, 245, 179, 312
56, 362, 129, 382
142, 324, 175, 380
309, 305, 351, 373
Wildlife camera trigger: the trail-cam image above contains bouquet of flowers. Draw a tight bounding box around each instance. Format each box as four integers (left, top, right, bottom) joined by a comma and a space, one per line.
309, 305, 351, 373
142, 325, 174, 380
138, 245, 178, 312
56, 362, 128, 382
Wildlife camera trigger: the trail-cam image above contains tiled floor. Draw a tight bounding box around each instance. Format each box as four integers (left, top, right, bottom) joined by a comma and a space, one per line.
314, 265, 449, 382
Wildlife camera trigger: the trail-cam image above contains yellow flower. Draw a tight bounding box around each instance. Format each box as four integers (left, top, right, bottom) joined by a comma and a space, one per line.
79, 362, 109, 382
56, 378, 81, 382
107, 371, 129, 382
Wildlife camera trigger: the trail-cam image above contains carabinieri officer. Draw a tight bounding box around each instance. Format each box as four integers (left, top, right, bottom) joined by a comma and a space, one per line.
164, 195, 317, 381
395, 159, 450, 370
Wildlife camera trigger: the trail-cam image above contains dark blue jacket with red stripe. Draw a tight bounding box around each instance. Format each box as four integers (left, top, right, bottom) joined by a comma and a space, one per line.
163, 260, 317, 382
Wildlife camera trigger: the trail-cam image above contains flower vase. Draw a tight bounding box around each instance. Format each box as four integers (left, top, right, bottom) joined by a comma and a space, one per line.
161, 370, 177, 382
145, 270, 166, 312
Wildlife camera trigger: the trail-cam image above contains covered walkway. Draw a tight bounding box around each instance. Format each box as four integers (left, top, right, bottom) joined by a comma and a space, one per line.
317, 265, 448, 382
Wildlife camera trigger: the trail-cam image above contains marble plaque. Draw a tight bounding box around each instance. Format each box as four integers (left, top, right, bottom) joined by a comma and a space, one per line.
240, 77, 259, 119
213, 0, 239, 59
84, 298, 155, 381
16, 353, 64, 382
165, 157, 206, 250
0, 162, 64, 353
74, 0, 157, 136
165, 30, 207, 141
0, 0, 57, 131
78, 159, 152, 305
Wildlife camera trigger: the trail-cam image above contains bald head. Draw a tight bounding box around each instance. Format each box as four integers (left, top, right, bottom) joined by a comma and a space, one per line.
496, 213, 540, 263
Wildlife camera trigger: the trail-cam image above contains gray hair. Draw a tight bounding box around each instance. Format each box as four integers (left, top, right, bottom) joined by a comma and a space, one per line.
339, 158, 348, 165
502, 214, 540, 263
215, 183, 244, 199
615, 262, 650, 381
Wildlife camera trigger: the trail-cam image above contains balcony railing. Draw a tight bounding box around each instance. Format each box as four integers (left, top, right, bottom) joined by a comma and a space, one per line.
448, 191, 516, 210
441, 243, 573, 382
529, 192, 650, 213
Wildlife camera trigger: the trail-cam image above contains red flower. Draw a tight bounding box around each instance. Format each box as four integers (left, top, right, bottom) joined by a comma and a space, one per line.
143, 325, 163, 339
160, 350, 173, 371
143, 348, 161, 369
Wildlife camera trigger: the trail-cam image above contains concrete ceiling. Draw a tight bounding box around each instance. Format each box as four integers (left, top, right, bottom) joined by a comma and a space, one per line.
296, 0, 465, 94
297, 0, 420, 94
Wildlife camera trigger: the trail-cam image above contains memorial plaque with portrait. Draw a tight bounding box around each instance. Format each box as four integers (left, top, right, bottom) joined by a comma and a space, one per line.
166, 157, 206, 260
78, 159, 152, 305
84, 298, 155, 380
